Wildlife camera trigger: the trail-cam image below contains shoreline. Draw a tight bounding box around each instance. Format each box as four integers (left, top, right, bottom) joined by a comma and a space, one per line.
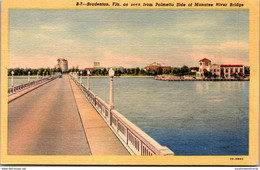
8, 75, 154, 78
155, 76, 249, 81
8, 76, 46, 78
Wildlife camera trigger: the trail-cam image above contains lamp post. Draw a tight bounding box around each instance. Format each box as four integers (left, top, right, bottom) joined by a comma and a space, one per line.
87, 70, 90, 90
80, 71, 82, 84
28, 71, 30, 82
11, 71, 14, 87
46, 72, 48, 77
77, 71, 79, 82
109, 68, 115, 109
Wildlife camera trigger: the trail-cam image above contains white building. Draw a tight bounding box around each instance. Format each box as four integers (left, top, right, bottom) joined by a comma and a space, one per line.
56, 58, 68, 72
220, 65, 244, 79
196, 58, 244, 79
196, 58, 211, 78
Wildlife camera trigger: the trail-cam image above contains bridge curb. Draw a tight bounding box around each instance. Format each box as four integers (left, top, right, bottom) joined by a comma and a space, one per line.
8, 77, 58, 103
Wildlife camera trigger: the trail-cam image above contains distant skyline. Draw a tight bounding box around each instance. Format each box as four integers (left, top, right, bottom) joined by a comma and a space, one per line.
9, 9, 249, 69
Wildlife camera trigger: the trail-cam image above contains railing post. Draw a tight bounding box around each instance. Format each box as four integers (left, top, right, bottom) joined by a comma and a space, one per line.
109, 109, 112, 126
109, 68, 115, 110
159, 146, 174, 155
80, 71, 82, 85
11, 71, 14, 93
28, 71, 30, 82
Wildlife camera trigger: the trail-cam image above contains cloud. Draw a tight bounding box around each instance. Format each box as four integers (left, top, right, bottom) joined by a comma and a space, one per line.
35, 33, 50, 40
217, 41, 249, 51
182, 33, 202, 40
40, 25, 64, 31
11, 29, 25, 36
187, 41, 249, 65
100, 51, 151, 68
98, 29, 131, 38
10, 53, 58, 68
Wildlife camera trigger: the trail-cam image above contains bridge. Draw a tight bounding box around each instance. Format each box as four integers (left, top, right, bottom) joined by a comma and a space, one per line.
8, 73, 174, 155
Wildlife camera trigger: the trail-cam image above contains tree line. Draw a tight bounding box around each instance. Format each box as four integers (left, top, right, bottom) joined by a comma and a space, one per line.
69, 65, 195, 76
8, 66, 250, 77
8, 68, 62, 76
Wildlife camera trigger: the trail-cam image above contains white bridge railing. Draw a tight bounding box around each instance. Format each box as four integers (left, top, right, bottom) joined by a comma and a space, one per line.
70, 74, 174, 156
8, 75, 59, 95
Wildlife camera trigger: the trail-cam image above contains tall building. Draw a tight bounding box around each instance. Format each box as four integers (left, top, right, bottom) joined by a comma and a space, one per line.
196, 58, 212, 78
94, 62, 100, 69
56, 58, 68, 72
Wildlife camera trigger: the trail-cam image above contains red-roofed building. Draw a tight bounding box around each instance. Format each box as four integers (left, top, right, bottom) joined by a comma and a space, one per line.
200, 58, 211, 62
196, 58, 212, 78
220, 64, 244, 79
196, 58, 244, 79
85, 68, 94, 70
56, 58, 68, 72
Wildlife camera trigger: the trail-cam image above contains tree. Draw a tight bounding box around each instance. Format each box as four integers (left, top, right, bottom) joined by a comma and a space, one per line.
157, 67, 163, 75
180, 65, 189, 75
115, 69, 122, 76
164, 69, 171, 74
135, 67, 140, 75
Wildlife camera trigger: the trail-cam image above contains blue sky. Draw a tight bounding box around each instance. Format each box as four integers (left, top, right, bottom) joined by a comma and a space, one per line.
9, 9, 249, 68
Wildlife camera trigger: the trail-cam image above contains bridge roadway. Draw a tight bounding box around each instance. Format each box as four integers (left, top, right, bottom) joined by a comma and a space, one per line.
8, 75, 129, 155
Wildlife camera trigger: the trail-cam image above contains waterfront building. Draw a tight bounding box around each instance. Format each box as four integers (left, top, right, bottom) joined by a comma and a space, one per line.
94, 62, 100, 69
85, 67, 94, 70
145, 62, 171, 72
93, 62, 105, 70
145, 62, 161, 71
220, 65, 244, 78
56, 58, 68, 72
196, 58, 244, 79
196, 58, 212, 78
210, 64, 221, 78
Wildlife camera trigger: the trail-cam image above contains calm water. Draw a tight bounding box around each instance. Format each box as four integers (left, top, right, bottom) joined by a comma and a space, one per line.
8, 77, 39, 87
82, 77, 249, 155
9, 77, 249, 155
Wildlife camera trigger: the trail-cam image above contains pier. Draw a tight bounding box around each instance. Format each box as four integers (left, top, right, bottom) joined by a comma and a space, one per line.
8, 74, 174, 155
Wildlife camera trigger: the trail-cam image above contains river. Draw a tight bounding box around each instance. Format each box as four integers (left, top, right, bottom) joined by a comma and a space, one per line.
84, 77, 249, 155
9, 76, 249, 155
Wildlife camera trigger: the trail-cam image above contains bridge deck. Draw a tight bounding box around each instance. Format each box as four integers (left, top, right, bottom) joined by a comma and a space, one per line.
8, 75, 91, 155
69, 77, 129, 155
8, 75, 129, 155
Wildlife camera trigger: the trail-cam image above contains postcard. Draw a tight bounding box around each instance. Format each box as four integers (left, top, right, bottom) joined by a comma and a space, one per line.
1, 0, 259, 166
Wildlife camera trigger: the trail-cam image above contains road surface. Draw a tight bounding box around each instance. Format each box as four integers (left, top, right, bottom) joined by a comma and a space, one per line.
8, 75, 91, 155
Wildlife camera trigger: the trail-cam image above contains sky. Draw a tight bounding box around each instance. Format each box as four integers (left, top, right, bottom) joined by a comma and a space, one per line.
9, 9, 249, 69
